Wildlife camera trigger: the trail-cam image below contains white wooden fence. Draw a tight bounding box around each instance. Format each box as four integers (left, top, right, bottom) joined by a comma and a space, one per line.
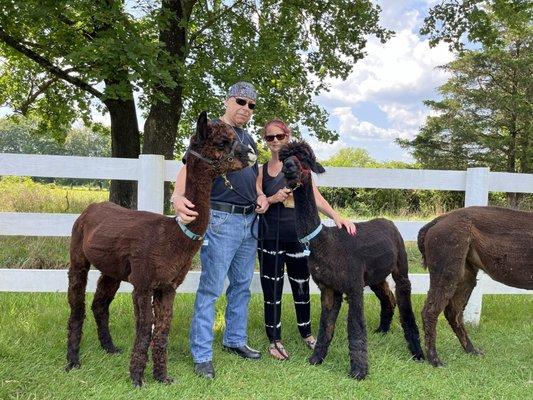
1, 153, 531, 325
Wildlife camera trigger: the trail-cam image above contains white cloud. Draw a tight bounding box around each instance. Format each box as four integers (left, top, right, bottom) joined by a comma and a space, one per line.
302, 134, 348, 161
316, 2, 455, 145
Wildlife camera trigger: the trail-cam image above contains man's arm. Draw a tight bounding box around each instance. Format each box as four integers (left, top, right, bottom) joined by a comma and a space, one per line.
255, 165, 269, 213
171, 165, 198, 224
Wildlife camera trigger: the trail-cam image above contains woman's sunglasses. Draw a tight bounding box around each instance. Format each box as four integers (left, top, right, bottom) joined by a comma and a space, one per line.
234, 97, 256, 110
264, 133, 287, 142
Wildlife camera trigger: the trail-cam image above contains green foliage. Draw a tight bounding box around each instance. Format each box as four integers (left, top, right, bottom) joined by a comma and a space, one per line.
321, 148, 377, 168
406, 2, 532, 177
421, 0, 532, 52
317, 147, 466, 217
0, 116, 111, 157
0, 0, 392, 154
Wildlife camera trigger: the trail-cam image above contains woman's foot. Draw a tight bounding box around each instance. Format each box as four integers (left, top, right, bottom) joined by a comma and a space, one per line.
303, 335, 316, 350
268, 341, 289, 360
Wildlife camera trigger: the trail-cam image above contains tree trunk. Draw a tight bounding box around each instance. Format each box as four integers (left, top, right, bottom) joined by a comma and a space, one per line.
142, 0, 195, 211
105, 95, 141, 209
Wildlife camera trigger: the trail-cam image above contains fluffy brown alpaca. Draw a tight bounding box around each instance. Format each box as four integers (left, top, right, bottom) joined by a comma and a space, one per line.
418, 206, 533, 367
279, 140, 424, 380
65, 112, 257, 387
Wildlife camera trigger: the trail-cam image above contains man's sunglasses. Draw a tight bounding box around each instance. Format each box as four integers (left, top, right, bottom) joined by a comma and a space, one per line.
264, 133, 287, 142
234, 97, 256, 110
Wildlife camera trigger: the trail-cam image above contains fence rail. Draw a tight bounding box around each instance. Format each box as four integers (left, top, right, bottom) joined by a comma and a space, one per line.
1, 153, 532, 325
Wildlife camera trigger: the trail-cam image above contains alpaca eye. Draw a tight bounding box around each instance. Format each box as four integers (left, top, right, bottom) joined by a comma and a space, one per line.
217, 143, 225, 149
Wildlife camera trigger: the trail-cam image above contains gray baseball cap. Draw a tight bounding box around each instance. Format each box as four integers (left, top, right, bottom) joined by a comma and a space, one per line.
227, 81, 257, 101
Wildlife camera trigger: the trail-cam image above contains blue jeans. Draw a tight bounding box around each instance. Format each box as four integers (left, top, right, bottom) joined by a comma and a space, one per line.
189, 209, 258, 363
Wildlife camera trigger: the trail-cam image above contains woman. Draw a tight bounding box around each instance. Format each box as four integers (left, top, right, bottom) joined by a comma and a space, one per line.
256, 119, 356, 360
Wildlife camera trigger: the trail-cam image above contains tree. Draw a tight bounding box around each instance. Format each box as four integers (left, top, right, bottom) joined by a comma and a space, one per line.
321, 148, 377, 168
0, 117, 63, 154
403, 1, 532, 206
421, 0, 532, 52
0, 0, 391, 208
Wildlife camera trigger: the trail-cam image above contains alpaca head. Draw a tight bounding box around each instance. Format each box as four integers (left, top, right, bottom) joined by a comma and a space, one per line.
279, 140, 325, 189
187, 111, 257, 176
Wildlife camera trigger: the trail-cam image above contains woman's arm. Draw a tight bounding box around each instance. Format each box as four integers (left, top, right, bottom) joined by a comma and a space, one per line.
312, 178, 356, 235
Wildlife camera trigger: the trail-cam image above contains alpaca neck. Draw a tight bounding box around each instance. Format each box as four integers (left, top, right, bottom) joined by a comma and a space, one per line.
182, 159, 213, 235
292, 178, 322, 239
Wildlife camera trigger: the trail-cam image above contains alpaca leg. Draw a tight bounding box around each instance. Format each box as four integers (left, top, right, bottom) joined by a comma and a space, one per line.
92, 274, 121, 354
152, 287, 176, 384
369, 280, 396, 333
346, 285, 368, 380
129, 289, 154, 387
392, 271, 424, 360
309, 286, 342, 365
66, 252, 90, 371
444, 265, 483, 356
422, 277, 460, 367
422, 247, 466, 367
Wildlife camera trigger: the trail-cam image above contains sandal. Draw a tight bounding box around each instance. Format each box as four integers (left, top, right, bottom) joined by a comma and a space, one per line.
303, 335, 316, 350
268, 341, 289, 360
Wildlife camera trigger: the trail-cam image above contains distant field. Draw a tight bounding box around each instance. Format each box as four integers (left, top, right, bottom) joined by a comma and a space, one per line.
1, 177, 426, 271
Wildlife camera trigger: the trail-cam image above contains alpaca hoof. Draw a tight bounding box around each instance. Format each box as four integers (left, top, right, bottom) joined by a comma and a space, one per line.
429, 358, 444, 367
374, 326, 389, 334
155, 375, 175, 385
467, 347, 484, 357
105, 346, 122, 354
132, 378, 143, 388
412, 352, 425, 362
65, 361, 80, 371
349, 364, 368, 380
308, 354, 324, 365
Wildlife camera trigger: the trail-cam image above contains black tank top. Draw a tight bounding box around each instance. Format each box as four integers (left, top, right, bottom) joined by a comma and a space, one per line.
260, 163, 297, 241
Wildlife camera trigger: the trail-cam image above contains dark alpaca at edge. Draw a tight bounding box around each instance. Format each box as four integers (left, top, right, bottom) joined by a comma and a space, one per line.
279, 140, 424, 380
65, 112, 257, 387
418, 206, 533, 367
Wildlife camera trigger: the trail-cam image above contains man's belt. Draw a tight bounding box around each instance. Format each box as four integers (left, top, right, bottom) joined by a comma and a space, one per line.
210, 201, 255, 215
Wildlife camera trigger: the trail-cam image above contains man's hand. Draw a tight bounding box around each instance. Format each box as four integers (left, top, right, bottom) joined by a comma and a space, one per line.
255, 194, 269, 214
171, 194, 198, 224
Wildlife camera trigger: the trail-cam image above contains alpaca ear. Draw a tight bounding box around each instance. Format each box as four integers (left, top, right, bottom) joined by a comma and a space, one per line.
196, 111, 208, 141
312, 162, 326, 174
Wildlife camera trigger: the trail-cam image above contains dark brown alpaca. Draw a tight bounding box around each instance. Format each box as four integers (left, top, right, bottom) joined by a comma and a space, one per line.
65, 112, 256, 387
418, 206, 533, 367
279, 141, 424, 380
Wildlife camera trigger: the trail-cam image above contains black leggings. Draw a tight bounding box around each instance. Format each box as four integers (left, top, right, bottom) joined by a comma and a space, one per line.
258, 240, 312, 342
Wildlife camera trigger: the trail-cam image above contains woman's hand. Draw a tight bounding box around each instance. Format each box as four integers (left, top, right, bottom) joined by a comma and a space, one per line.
334, 217, 357, 236
269, 187, 291, 204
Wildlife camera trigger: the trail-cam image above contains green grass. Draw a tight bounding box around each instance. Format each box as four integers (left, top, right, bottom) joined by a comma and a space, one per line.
0, 293, 531, 399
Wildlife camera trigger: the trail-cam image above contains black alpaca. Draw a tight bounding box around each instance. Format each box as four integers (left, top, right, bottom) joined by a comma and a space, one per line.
279, 141, 424, 380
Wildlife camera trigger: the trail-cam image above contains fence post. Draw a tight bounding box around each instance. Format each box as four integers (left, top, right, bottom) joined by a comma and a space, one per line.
463, 167, 490, 325
137, 154, 165, 213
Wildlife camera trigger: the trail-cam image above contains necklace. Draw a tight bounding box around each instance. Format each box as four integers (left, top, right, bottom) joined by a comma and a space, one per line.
221, 116, 245, 143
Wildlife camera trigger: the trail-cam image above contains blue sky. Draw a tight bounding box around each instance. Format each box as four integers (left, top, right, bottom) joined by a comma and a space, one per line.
304, 0, 455, 162
1, 0, 454, 163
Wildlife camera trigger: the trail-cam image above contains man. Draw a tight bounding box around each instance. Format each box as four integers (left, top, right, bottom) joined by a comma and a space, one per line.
172, 82, 269, 379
